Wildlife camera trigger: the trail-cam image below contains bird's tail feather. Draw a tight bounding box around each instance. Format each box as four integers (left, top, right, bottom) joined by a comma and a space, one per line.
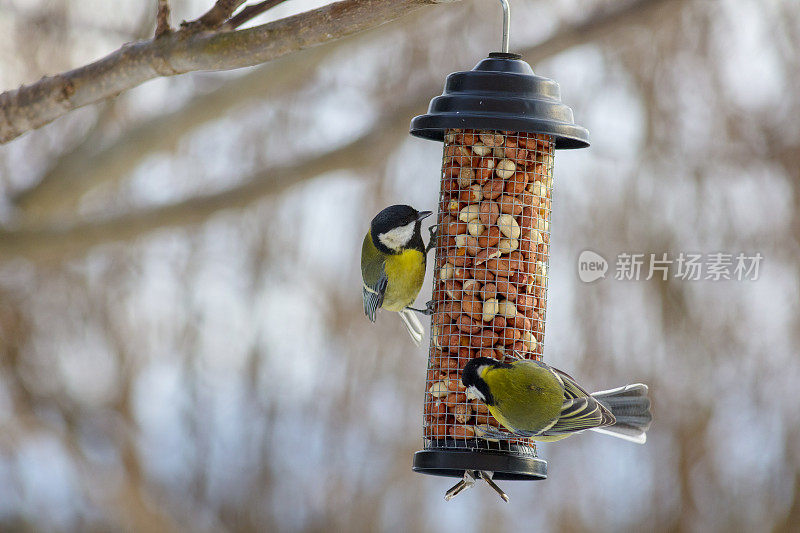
399, 308, 424, 347
590, 383, 652, 444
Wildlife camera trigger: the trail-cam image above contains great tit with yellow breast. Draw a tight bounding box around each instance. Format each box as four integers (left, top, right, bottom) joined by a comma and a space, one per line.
361, 205, 433, 346
462, 357, 652, 443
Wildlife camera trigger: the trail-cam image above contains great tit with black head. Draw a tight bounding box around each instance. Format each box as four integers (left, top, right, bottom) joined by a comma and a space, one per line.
462, 357, 652, 443
361, 205, 433, 346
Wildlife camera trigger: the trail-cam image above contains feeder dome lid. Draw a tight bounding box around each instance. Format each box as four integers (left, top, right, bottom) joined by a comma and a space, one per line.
410, 53, 589, 149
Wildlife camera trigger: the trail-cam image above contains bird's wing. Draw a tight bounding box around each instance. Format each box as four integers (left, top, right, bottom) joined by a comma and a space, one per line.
540, 397, 612, 436
362, 262, 387, 322
361, 230, 389, 322
538, 367, 616, 436
550, 366, 593, 401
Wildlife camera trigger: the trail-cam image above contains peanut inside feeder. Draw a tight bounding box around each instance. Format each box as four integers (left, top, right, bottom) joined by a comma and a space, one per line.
410, 52, 589, 484
427, 129, 552, 446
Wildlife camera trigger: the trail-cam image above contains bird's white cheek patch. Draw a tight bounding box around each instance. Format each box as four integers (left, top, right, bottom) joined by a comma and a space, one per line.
466, 386, 484, 402
378, 222, 415, 251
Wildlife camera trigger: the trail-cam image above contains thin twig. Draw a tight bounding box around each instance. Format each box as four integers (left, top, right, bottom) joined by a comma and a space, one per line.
155, 0, 172, 38
182, 0, 246, 32
226, 0, 288, 29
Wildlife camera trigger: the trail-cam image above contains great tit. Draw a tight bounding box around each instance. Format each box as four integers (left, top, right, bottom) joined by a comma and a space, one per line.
462, 357, 652, 443
361, 205, 433, 346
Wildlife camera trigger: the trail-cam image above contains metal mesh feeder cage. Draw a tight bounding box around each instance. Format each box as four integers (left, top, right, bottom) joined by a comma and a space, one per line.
409, 4, 589, 500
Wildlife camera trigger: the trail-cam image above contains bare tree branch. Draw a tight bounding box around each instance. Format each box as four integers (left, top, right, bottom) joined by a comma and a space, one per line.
0, 105, 412, 261
155, 0, 172, 38
10, 0, 677, 222
182, 0, 247, 32
226, 0, 289, 29
0, 0, 680, 261
0, 0, 458, 145
522, 0, 683, 64
12, 44, 339, 223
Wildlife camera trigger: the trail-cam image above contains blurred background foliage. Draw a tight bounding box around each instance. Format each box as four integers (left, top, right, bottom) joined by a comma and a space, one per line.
0, 0, 799, 531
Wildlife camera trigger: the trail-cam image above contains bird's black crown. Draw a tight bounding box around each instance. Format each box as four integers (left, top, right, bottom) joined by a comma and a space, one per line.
370, 205, 419, 235
370, 204, 425, 254
462, 357, 512, 406
462, 357, 497, 388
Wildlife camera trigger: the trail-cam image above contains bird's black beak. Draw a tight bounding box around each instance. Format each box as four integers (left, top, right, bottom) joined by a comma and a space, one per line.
417, 210, 433, 221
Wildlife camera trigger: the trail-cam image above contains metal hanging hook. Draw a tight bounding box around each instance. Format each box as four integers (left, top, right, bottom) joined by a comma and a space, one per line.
498, 0, 510, 53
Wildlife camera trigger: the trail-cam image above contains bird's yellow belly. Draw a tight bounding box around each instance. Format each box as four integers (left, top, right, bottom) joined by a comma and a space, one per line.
382, 249, 425, 311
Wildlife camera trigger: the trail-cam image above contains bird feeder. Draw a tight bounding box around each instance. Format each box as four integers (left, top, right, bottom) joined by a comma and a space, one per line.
409, 0, 589, 500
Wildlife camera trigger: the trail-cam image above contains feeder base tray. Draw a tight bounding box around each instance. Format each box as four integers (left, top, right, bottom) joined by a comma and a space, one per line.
413, 445, 547, 481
